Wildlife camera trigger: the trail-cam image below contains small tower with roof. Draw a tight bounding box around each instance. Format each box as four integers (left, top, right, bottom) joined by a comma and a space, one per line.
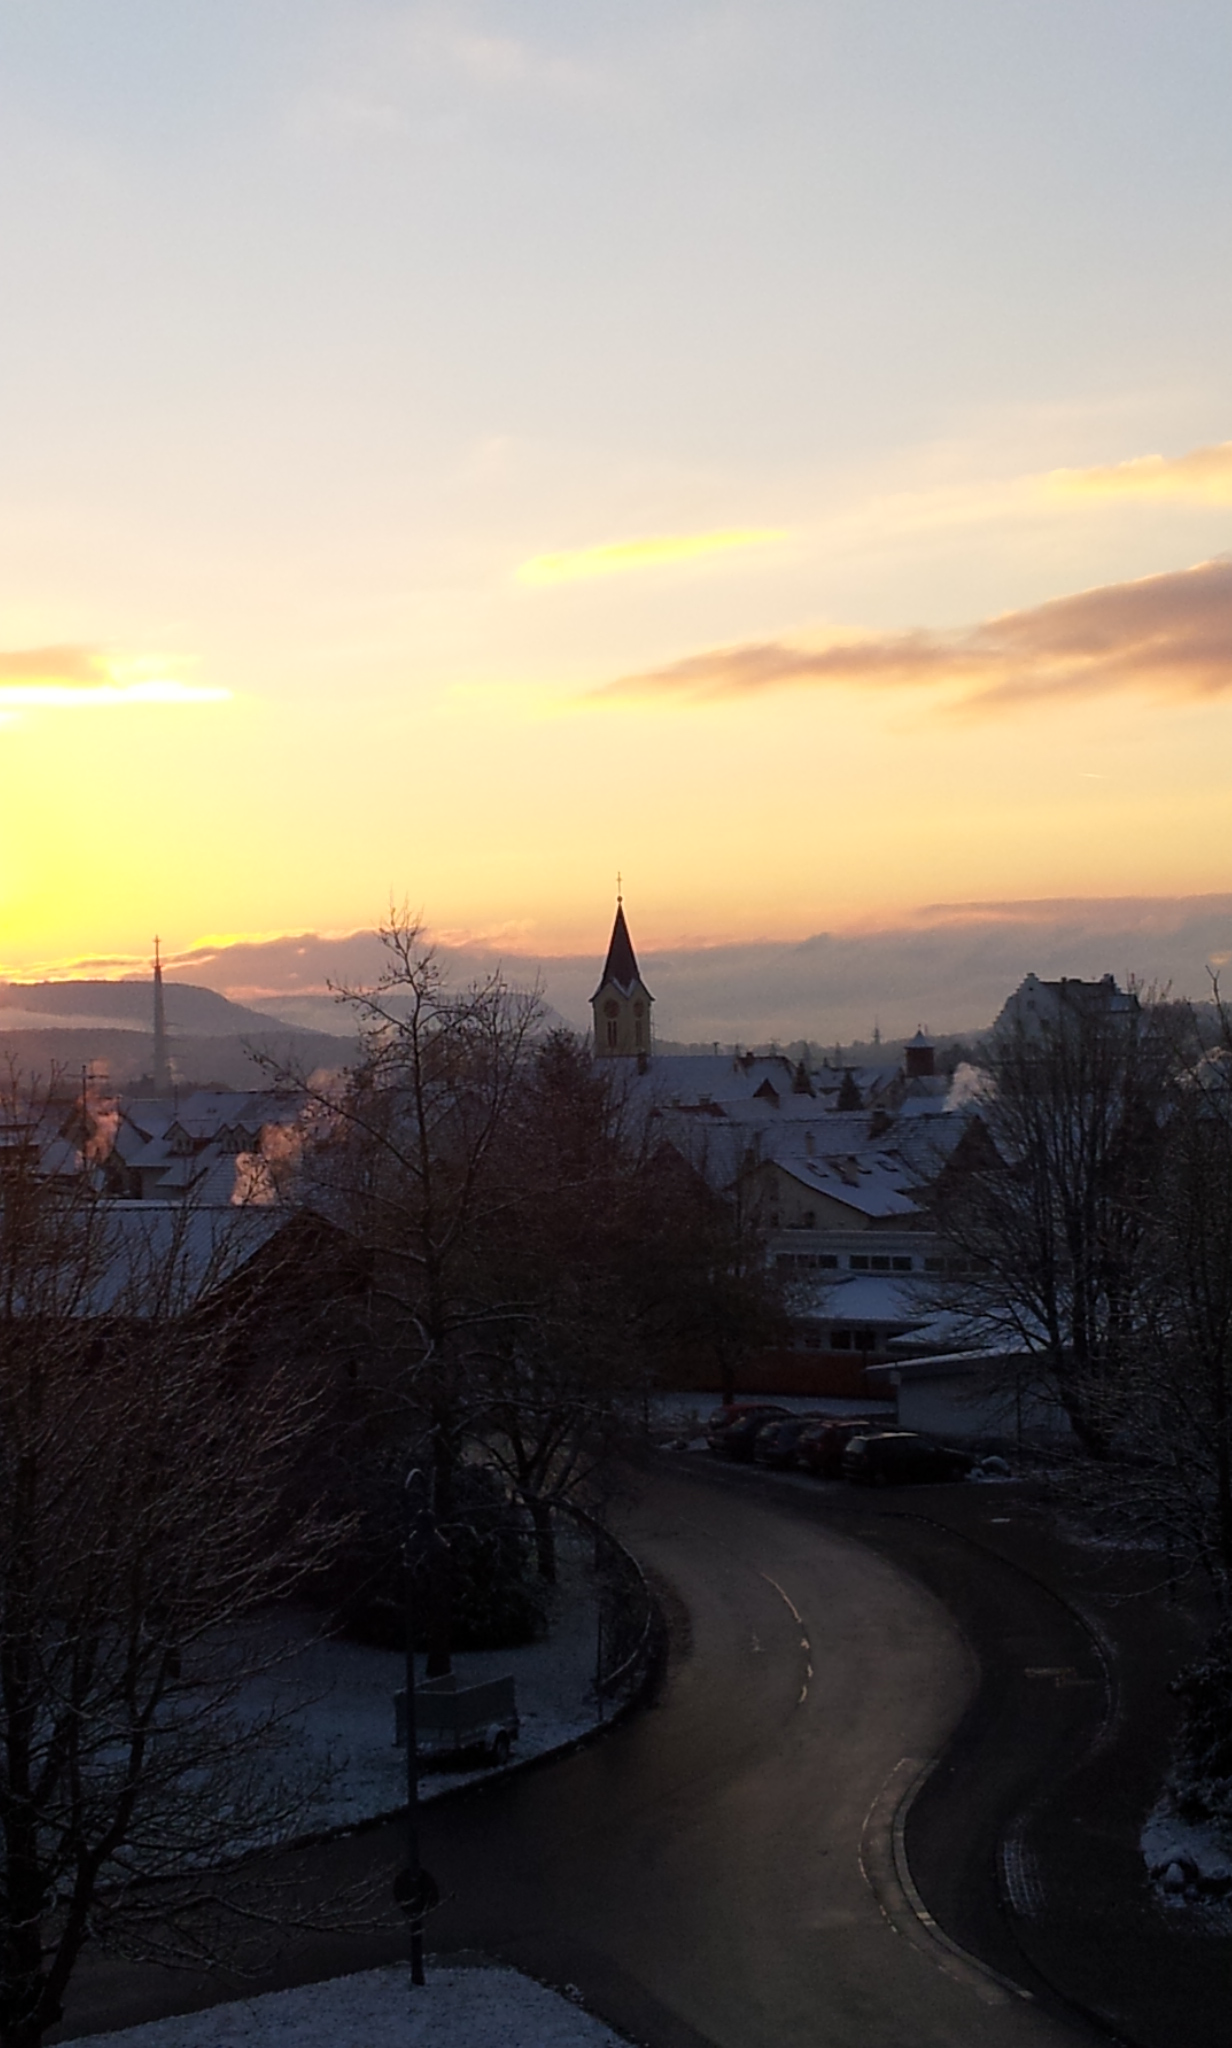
904, 1027, 936, 1079
592, 891, 653, 1058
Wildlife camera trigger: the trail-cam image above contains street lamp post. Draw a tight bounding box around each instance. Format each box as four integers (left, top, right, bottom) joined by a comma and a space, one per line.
397, 1467, 431, 1985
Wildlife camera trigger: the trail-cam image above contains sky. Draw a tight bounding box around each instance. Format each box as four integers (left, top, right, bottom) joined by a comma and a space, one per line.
3, 1, 1232, 1035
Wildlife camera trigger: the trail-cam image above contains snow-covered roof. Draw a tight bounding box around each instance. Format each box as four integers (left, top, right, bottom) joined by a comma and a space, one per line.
773, 1152, 921, 1219
1, 1201, 285, 1318
790, 1270, 931, 1329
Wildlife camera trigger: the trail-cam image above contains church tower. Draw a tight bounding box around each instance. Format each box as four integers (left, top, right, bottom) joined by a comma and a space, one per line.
592, 894, 653, 1058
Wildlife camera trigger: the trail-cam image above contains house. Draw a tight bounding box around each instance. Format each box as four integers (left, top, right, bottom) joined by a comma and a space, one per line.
995, 972, 1138, 1041
105, 1090, 306, 1204
866, 1348, 1076, 1446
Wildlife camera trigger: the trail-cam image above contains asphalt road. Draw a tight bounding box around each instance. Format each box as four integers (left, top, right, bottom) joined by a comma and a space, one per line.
61, 1461, 1105, 2048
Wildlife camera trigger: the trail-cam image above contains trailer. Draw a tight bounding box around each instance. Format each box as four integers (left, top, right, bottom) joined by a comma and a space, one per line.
395, 1672, 519, 1768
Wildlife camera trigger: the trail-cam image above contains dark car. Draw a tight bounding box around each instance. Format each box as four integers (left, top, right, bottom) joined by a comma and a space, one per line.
705, 1403, 788, 1457
841, 1430, 975, 1486
795, 1416, 881, 1478
751, 1414, 827, 1469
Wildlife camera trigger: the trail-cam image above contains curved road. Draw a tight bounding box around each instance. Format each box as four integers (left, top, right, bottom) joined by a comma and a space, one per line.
63, 1462, 1107, 2048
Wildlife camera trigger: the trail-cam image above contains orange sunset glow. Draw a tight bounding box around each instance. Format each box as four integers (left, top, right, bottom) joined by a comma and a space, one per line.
2, 5, 1231, 1039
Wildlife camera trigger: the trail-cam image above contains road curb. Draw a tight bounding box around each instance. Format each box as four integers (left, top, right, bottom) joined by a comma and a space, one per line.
860, 1756, 1034, 2009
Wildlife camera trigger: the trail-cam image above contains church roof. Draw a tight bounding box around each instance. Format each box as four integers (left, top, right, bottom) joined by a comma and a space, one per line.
592, 900, 651, 1001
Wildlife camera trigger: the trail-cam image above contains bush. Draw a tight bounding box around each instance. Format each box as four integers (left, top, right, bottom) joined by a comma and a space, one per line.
322, 1452, 548, 1653
1171, 1624, 1232, 1830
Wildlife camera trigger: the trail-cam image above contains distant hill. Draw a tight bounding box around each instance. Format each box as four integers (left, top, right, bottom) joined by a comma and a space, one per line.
0, 1026, 354, 1091
0, 978, 299, 1038
0, 978, 356, 1089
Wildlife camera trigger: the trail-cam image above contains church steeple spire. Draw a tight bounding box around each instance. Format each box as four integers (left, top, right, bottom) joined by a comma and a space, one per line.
592, 895, 653, 1058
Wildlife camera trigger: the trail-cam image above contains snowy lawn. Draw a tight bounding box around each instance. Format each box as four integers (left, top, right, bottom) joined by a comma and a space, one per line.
60, 1964, 627, 2047
249, 1541, 610, 1833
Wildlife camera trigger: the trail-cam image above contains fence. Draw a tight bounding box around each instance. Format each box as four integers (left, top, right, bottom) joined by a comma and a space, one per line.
552, 1498, 659, 1716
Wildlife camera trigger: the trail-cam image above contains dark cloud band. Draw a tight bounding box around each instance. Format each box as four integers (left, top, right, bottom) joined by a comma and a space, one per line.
592, 556, 1232, 713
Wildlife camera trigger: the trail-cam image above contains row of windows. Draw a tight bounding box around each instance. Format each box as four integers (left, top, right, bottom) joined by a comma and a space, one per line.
776, 1251, 915, 1273
775, 1251, 977, 1277
798, 1328, 878, 1352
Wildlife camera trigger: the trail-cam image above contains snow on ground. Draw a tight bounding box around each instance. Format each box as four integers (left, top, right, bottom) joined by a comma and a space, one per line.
61, 1963, 628, 2047
1142, 1796, 1232, 1921
253, 1541, 608, 1832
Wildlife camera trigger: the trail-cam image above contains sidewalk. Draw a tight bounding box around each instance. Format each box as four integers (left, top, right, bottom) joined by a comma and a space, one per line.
882, 1478, 1230, 2048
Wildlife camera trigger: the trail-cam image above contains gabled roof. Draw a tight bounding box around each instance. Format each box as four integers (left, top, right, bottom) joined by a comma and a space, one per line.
592, 901, 650, 1001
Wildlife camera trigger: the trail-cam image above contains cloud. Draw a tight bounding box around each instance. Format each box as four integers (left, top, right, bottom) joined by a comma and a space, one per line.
22, 896, 1229, 1046
0, 646, 228, 710
591, 555, 1232, 715
517, 528, 788, 586
0, 646, 106, 684
1053, 438, 1232, 506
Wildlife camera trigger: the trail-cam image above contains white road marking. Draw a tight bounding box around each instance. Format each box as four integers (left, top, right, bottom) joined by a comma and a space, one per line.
760, 1571, 810, 1704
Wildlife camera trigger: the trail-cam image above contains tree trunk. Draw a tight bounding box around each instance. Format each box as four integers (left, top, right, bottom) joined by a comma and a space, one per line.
529, 1497, 557, 1584
425, 1418, 454, 1679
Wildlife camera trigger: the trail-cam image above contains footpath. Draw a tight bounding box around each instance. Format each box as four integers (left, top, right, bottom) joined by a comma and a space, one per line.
821, 1471, 1229, 2048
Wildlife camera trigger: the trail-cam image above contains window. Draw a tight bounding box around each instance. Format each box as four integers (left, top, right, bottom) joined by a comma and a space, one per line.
850, 1254, 869, 1270
606, 1021, 618, 1047
871, 1255, 890, 1271
892, 1256, 913, 1272
604, 1000, 619, 1017
802, 1330, 821, 1351
819, 1254, 838, 1269
854, 1329, 875, 1352
831, 1329, 852, 1349
801, 1209, 816, 1228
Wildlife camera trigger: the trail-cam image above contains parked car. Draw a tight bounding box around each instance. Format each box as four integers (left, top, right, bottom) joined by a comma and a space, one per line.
752, 1414, 827, 1469
795, 1416, 881, 1478
841, 1431, 975, 1486
707, 1403, 789, 1459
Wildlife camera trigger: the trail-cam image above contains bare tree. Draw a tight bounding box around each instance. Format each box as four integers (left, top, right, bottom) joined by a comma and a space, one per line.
474, 1033, 655, 1576
647, 1126, 787, 1407
294, 915, 544, 1671
1076, 998, 1232, 1597
932, 988, 1174, 1449
0, 1075, 342, 2048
